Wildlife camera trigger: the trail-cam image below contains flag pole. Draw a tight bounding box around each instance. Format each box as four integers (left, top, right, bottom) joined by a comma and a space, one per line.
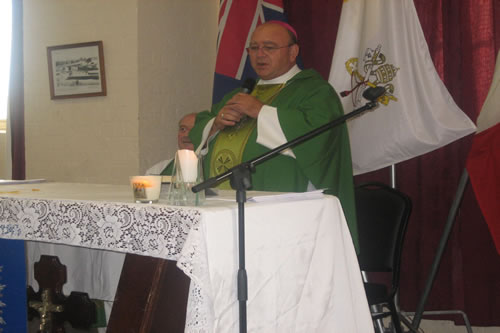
400, 169, 473, 333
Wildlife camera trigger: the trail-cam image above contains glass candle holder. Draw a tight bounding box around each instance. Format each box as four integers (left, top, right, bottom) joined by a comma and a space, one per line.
167, 150, 205, 206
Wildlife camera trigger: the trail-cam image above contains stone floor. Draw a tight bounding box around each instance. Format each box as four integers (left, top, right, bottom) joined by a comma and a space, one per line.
417, 319, 500, 333
376, 315, 500, 333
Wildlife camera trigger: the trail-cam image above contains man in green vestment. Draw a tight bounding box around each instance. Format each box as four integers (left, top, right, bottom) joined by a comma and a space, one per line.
189, 21, 359, 250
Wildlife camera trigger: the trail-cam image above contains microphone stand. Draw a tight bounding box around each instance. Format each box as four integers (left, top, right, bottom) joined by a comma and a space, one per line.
192, 97, 380, 333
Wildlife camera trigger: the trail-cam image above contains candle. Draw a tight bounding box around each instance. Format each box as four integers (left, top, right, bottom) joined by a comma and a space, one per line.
177, 149, 198, 183
130, 176, 162, 203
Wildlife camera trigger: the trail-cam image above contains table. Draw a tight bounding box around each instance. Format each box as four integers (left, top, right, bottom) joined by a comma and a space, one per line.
0, 182, 374, 333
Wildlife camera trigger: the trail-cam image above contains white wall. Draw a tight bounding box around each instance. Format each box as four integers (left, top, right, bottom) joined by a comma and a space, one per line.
23, 0, 217, 184
0, 132, 6, 178
137, 1, 217, 172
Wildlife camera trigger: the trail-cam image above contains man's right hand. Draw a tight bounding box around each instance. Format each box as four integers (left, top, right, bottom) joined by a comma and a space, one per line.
211, 106, 244, 134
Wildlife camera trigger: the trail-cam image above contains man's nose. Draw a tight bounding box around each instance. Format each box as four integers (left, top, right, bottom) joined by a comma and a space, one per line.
255, 47, 267, 56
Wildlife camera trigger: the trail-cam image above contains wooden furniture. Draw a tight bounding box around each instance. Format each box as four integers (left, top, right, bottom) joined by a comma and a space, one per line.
106, 255, 190, 333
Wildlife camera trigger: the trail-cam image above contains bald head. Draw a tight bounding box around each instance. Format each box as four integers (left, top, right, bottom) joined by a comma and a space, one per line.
177, 113, 196, 150
248, 22, 299, 80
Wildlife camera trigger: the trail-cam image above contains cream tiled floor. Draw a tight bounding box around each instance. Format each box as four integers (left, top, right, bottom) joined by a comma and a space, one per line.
376, 313, 500, 333
417, 319, 500, 333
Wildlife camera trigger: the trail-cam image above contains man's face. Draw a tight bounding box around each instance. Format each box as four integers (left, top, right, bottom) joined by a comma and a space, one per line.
177, 114, 196, 150
248, 23, 298, 80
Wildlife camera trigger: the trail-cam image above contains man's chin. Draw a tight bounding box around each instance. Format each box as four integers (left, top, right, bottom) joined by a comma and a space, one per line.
256, 72, 270, 80
254, 66, 271, 78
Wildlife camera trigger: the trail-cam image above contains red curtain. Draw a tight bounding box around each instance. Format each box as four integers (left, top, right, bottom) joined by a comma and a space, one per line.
285, 0, 500, 326
9, 0, 25, 180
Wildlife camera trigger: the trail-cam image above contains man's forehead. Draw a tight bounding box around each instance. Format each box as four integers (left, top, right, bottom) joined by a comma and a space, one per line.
179, 115, 195, 127
249, 40, 279, 45
251, 23, 289, 42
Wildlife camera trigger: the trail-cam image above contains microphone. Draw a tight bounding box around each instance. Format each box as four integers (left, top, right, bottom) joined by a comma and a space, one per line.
241, 78, 256, 94
362, 86, 386, 101
233, 78, 257, 127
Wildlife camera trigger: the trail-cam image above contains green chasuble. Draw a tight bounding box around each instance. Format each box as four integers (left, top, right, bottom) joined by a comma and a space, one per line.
160, 160, 174, 175
209, 83, 285, 189
189, 69, 359, 251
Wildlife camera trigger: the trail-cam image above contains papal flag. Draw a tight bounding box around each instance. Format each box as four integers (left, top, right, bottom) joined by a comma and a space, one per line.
329, 0, 476, 175
466, 51, 500, 254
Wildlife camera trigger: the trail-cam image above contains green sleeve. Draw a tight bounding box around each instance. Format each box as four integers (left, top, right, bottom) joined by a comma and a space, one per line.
271, 70, 359, 252
189, 89, 240, 152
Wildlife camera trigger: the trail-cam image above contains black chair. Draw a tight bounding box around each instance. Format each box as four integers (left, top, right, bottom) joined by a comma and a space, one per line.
355, 182, 412, 333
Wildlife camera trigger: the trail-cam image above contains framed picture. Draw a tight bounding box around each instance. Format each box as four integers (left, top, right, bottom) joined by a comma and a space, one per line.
47, 41, 107, 100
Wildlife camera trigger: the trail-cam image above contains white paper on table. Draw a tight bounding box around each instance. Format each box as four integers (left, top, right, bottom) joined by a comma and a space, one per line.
0, 179, 46, 185
248, 189, 325, 202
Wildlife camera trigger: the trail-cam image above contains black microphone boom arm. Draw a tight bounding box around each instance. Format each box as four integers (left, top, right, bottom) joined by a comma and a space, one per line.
193, 87, 383, 193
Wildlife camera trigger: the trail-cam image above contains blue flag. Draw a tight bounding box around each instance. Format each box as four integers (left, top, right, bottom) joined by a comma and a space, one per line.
0, 239, 27, 333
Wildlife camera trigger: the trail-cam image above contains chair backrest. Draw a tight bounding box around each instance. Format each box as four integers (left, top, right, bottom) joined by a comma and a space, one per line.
355, 182, 412, 285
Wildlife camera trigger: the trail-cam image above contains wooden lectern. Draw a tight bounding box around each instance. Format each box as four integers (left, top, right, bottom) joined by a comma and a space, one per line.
106, 254, 191, 333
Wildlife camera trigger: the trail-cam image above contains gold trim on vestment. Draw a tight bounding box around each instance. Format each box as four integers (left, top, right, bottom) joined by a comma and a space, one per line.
210, 83, 286, 189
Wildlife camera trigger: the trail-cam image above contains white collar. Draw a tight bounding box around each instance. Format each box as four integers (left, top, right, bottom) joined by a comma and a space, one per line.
257, 65, 301, 85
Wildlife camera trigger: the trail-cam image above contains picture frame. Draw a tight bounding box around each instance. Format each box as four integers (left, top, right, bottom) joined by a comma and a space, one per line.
47, 41, 107, 100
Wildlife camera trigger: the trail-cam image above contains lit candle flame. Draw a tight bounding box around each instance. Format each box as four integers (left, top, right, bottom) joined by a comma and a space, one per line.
133, 180, 153, 188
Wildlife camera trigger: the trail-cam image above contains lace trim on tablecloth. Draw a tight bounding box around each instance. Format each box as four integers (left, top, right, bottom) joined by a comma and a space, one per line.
177, 214, 214, 333
0, 196, 214, 332
0, 197, 200, 260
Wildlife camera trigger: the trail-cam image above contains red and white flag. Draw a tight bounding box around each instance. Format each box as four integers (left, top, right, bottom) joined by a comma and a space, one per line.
329, 0, 476, 175
466, 50, 500, 254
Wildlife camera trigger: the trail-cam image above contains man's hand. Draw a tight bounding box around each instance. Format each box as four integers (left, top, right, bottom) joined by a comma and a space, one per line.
225, 93, 264, 119
211, 93, 264, 134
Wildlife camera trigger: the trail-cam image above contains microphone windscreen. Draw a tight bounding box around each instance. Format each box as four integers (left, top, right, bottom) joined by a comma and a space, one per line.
241, 78, 257, 94
362, 86, 386, 101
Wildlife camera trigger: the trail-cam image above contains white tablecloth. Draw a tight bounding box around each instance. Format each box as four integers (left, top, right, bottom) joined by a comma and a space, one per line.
0, 182, 373, 333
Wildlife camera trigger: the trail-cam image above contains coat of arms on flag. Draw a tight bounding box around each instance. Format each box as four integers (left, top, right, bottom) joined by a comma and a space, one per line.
342, 44, 399, 107
329, 0, 476, 175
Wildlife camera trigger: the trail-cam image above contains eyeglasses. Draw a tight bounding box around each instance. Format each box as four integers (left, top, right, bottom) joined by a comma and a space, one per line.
246, 44, 294, 54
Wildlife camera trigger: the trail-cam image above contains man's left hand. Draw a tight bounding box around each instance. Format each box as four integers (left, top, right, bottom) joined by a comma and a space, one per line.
225, 93, 264, 119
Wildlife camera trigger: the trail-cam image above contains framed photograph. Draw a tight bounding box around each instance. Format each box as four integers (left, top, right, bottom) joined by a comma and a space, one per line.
47, 41, 107, 100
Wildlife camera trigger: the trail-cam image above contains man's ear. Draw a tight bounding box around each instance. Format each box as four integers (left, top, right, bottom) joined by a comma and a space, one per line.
289, 44, 299, 61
